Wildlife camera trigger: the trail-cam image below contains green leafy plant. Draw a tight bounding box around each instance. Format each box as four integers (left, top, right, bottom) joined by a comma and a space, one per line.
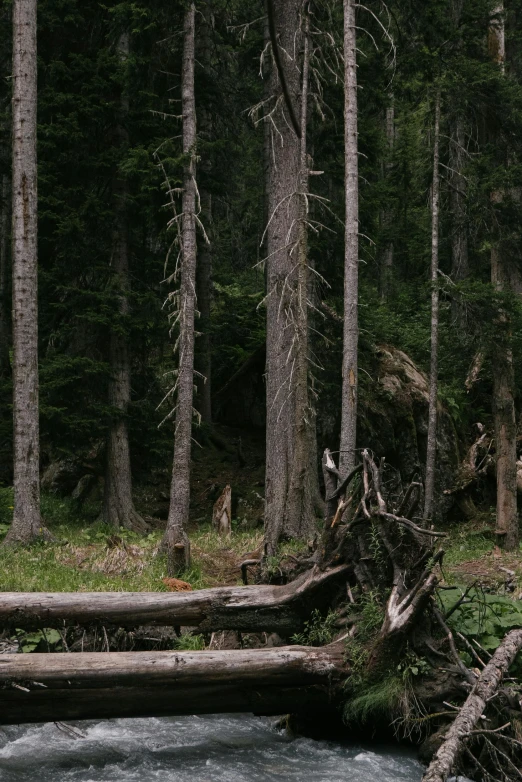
397, 649, 431, 680
16, 628, 62, 653
291, 609, 338, 646
438, 587, 522, 660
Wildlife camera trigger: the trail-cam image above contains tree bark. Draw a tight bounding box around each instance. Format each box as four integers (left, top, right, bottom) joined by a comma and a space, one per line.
162, 3, 197, 575
264, 0, 316, 554
0, 173, 10, 376
424, 90, 441, 522
422, 629, 522, 782
102, 30, 146, 534
449, 0, 468, 328
195, 14, 212, 424
0, 653, 342, 727
488, 1, 519, 551
4, 0, 41, 545
449, 113, 468, 325
0, 564, 349, 633
0, 644, 346, 689
339, 0, 359, 478
491, 245, 518, 549
0, 643, 345, 726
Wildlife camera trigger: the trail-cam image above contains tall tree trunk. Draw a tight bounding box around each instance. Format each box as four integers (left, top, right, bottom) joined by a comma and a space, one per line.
0, 173, 10, 377
4, 0, 42, 545
285, 4, 313, 539
423, 90, 441, 522
449, 0, 469, 326
264, 0, 316, 555
102, 30, 146, 534
161, 3, 197, 575
488, 2, 518, 550
379, 96, 395, 302
449, 113, 468, 324
195, 16, 212, 425
339, 0, 359, 478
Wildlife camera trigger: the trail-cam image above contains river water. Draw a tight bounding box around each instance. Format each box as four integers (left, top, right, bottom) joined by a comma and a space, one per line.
0, 714, 428, 782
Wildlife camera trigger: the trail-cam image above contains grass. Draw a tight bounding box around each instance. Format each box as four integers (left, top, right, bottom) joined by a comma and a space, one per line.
0, 489, 267, 592
441, 513, 522, 594
343, 675, 404, 725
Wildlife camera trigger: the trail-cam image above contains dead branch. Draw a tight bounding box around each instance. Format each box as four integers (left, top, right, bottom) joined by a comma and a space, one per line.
422, 629, 522, 782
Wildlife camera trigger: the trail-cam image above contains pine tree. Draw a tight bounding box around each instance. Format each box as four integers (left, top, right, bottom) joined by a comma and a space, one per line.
5, 0, 43, 545
339, 0, 359, 478
162, 1, 197, 575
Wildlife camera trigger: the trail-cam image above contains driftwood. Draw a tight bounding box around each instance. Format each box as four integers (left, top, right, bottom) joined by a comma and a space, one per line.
0, 644, 346, 725
0, 564, 349, 634
423, 628, 522, 782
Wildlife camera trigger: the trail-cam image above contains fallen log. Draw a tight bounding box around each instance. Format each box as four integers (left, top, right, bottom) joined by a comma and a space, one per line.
0, 564, 349, 634
0, 683, 338, 725
0, 644, 347, 725
422, 628, 522, 782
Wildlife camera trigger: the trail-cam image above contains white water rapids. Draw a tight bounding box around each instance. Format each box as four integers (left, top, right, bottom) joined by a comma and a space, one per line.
0, 714, 431, 782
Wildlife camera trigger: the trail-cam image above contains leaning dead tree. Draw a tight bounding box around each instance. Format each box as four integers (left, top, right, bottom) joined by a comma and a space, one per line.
423, 628, 522, 782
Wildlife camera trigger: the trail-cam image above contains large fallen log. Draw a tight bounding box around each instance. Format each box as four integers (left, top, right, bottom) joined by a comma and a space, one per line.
0, 644, 347, 725
0, 683, 337, 725
422, 628, 522, 782
0, 564, 349, 634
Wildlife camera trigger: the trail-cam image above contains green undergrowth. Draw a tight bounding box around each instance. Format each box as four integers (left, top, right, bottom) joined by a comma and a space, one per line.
438, 586, 522, 669
342, 592, 431, 732
0, 489, 303, 592
291, 608, 339, 646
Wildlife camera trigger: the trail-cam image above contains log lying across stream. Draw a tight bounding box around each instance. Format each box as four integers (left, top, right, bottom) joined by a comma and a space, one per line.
0, 564, 349, 635
0, 644, 347, 725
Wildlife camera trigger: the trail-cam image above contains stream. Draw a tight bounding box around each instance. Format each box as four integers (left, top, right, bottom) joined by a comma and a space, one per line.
0, 713, 430, 782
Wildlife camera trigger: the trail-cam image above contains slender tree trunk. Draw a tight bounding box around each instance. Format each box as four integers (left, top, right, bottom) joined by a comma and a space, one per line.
162, 3, 197, 575
423, 91, 441, 522
491, 243, 518, 550
449, 0, 469, 326
4, 0, 42, 545
379, 96, 395, 302
0, 173, 10, 376
339, 0, 359, 478
264, 0, 316, 554
488, 2, 518, 550
102, 31, 146, 534
285, 4, 313, 539
449, 113, 468, 325
195, 17, 212, 425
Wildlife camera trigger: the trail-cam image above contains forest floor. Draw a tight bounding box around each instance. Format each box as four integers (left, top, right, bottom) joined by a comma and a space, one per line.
0, 487, 520, 597
0, 422, 520, 594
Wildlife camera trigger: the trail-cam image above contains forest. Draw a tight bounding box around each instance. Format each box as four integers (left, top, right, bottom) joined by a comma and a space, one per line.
2, 0, 522, 781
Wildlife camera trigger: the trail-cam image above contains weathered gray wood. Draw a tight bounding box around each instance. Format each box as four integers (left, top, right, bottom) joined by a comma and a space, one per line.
0, 564, 349, 632
0, 644, 346, 726
0, 644, 345, 688
422, 628, 522, 782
